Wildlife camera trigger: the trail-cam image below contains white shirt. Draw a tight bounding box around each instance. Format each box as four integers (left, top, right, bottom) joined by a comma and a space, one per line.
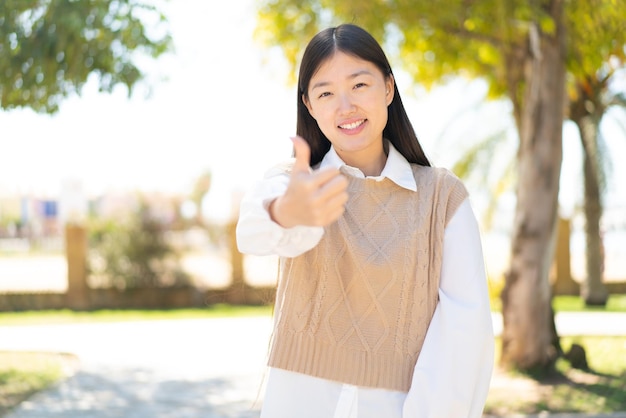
236, 144, 495, 418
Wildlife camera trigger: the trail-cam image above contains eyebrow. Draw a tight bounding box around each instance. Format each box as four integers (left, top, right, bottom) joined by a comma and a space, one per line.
310, 69, 374, 91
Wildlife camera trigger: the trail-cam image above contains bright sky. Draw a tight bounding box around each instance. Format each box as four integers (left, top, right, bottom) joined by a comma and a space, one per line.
0, 0, 295, 199
1, 0, 624, 224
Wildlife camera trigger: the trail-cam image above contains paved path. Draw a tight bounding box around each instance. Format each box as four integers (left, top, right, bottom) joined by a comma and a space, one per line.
0, 312, 625, 418
0, 317, 273, 417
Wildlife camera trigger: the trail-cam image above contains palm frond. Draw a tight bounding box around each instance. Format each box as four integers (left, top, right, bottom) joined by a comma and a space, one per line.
451, 127, 516, 230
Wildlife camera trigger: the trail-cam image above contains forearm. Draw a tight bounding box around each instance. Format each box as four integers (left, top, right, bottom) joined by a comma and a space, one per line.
236, 170, 324, 257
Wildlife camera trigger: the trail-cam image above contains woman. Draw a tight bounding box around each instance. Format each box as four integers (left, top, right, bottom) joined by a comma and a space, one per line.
236, 23, 494, 418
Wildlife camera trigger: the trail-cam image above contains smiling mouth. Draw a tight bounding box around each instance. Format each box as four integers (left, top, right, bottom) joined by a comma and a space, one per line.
338, 119, 366, 130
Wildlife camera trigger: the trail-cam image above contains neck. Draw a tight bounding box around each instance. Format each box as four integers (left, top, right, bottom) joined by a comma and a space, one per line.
337, 140, 388, 177
357, 153, 387, 177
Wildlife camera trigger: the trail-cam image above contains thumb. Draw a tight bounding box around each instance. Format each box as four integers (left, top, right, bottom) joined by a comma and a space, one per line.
291, 136, 312, 174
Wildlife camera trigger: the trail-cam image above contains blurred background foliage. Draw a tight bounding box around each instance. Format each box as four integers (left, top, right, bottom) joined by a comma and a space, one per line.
0, 0, 171, 113
87, 197, 191, 290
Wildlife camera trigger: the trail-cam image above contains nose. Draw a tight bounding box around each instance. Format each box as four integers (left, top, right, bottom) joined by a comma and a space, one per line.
337, 92, 356, 115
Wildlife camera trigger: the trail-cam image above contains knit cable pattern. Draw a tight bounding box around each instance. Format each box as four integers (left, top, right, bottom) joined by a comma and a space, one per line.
269, 164, 468, 391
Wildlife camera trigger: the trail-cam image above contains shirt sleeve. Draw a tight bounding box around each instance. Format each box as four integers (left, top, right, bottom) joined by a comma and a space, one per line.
235, 168, 325, 258
402, 199, 495, 418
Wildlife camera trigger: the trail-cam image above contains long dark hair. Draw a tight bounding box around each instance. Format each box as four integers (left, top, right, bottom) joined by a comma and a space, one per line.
296, 23, 430, 167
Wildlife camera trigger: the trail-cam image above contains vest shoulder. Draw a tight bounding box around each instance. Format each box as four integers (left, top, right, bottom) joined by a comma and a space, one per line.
410, 164, 464, 186
411, 165, 469, 225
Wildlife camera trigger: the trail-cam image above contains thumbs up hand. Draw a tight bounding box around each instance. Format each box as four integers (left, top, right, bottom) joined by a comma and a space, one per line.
269, 136, 349, 228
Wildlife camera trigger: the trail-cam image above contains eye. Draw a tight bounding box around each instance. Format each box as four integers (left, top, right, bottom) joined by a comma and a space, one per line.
318, 91, 332, 99
354, 82, 367, 89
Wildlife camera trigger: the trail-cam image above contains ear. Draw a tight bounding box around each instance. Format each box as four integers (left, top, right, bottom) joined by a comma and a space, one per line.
385, 75, 395, 106
302, 94, 316, 119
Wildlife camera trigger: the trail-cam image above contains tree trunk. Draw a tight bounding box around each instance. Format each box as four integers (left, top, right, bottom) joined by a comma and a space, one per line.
552, 217, 579, 295
500, 2, 566, 371
226, 219, 247, 304
576, 116, 608, 306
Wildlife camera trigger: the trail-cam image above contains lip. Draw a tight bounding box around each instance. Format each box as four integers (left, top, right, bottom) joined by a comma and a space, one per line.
337, 118, 367, 135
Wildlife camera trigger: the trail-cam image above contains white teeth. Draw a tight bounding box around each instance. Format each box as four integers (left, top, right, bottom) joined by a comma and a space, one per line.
339, 120, 364, 130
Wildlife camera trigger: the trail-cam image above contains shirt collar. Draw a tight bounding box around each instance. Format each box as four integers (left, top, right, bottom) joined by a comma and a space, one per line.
319, 140, 417, 192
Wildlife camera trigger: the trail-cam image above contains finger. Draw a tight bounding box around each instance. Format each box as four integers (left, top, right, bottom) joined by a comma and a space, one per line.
318, 174, 349, 199
322, 189, 349, 212
310, 167, 343, 188
321, 200, 347, 225
291, 136, 311, 174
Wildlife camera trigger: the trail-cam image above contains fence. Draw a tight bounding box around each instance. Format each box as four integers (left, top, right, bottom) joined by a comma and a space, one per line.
0, 224, 276, 311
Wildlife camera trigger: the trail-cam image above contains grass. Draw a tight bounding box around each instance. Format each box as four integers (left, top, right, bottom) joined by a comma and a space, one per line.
0, 304, 273, 326
0, 295, 623, 327
488, 292, 626, 313
552, 294, 626, 312
486, 336, 626, 416
0, 351, 77, 416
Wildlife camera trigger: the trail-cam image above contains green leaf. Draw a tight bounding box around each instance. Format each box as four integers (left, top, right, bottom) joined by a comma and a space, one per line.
0, 0, 172, 113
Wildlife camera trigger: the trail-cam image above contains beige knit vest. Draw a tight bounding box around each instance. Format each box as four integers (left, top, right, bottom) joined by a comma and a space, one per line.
268, 164, 468, 392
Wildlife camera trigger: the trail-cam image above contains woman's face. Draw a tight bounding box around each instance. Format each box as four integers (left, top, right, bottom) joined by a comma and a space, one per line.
303, 51, 394, 172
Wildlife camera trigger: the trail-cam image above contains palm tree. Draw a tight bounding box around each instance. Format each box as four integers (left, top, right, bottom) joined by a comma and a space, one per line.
568, 67, 626, 306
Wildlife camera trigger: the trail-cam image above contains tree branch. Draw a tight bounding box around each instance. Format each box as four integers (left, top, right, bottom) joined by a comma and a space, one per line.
440, 25, 503, 48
